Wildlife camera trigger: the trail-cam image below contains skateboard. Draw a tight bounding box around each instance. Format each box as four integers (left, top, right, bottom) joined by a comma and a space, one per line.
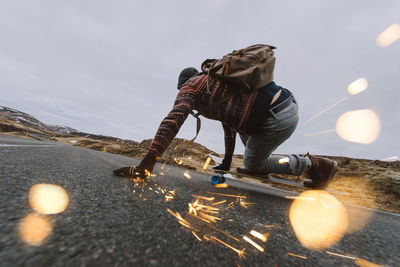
211, 169, 348, 195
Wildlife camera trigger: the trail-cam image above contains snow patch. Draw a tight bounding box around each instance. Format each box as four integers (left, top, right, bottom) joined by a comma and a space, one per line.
69, 140, 78, 144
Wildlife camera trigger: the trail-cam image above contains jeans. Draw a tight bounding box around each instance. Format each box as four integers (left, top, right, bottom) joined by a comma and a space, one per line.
240, 96, 311, 175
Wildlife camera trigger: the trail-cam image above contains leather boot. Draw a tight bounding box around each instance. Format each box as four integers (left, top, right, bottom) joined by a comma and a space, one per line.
303, 153, 338, 189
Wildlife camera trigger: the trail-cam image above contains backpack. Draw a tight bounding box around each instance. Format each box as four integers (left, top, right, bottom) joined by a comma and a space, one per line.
201, 44, 276, 93
190, 44, 277, 142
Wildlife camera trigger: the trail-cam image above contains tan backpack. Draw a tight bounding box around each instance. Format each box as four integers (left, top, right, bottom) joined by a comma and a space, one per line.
201, 44, 276, 92
190, 44, 277, 142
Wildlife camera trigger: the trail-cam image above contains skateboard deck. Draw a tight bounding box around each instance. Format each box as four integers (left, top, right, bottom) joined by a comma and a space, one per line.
211, 170, 348, 196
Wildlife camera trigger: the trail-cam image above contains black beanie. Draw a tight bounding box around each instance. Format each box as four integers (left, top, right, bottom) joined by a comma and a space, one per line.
177, 67, 199, 89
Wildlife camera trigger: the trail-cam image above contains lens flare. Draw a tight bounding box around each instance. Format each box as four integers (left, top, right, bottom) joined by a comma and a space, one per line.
347, 78, 368, 95
289, 190, 348, 250
376, 23, 400, 47
336, 109, 380, 144
19, 213, 52, 246
203, 157, 212, 170
29, 184, 69, 215
279, 157, 290, 164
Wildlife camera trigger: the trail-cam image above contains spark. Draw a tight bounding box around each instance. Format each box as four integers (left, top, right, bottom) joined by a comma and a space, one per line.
250, 230, 269, 242
174, 158, 183, 165
203, 157, 212, 170
161, 161, 166, 169
210, 236, 246, 257
355, 258, 383, 267
192, 231, 202, 242
264, 225, 275, 228
326, 251, 356, 260
193, 204, 219, 211
215, 183, 229, 188
200, 209, 219, 214
208, 224, 240, 242
192, 195, 215, 201
203, 235, 211, 241
174, 145, 179, 150
303, 129, 336, 137
167, 208, 183, 221
199, 212, 221, 222
211, 200, 227, 206
184, 171, 191, 179
165, 195, 174, 202
243, 236, 264, 252
302, 96, 348, 126
178, 220, 198, 231
189, 213, 212, 223
208, 192, 246, 198
288, 253, 307, 260
188, 203, 198, 216
169, 190, 176, 195
225, 202, 235, 210
158, 172, 165, 176
239, 198, 255, 208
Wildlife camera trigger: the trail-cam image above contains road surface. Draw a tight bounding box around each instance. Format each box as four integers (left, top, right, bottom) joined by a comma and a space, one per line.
0, 134, 399, 266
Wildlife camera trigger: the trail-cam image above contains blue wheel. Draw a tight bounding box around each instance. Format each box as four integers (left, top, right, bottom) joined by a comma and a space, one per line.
211, 175, 221, 185
221, 176, 226, 183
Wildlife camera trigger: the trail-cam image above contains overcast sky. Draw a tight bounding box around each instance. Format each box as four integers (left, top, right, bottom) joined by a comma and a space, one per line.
1, 0, 399, 160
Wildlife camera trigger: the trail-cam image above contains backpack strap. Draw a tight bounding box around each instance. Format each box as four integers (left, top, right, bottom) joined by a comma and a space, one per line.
189, 110, 201, 142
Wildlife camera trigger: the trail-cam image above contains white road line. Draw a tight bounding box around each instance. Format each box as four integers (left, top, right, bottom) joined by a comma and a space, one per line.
0, 144, 57, 147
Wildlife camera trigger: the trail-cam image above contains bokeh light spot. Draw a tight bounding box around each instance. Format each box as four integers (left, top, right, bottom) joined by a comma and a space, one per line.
29, 184, 69, 215
19, 213, 52, 246
289, 190, 348, 250
347, 78, 368, 95
336, 109, 380, 144
376, 23, 400, 47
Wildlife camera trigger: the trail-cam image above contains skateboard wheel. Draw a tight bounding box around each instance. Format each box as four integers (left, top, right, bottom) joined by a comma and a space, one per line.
220, 176, 226, 183
211, 175, 221, 185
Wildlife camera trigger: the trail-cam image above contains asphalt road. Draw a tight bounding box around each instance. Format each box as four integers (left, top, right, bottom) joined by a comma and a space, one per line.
0, 134, 399, 266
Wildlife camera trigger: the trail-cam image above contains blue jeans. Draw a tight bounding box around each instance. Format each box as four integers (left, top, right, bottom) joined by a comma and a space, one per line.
240, 96, 311, 175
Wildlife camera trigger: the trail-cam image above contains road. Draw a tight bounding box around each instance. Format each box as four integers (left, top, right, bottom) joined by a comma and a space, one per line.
0, 134, 399, 266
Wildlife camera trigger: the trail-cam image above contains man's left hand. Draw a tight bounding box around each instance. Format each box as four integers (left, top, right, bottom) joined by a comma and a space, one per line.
113, 166, 147, 178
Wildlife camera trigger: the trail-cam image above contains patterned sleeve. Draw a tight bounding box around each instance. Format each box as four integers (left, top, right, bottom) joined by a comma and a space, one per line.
149, 81, 198, 157
222, 122, 236, 157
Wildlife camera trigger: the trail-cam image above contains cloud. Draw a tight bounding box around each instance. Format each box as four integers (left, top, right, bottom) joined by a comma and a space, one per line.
0, 0, 399, 159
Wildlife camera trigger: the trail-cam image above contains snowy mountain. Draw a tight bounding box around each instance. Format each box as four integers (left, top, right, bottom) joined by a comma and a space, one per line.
0, 106, 78, 134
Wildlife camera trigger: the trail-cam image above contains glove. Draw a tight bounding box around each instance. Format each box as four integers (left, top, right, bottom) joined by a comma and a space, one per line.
113, 151, 158, 179
212, 155, 232, 171
113, 166, 147, 178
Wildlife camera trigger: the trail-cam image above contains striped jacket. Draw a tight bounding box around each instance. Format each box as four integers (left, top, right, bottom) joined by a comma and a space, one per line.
149, 74, 258, 158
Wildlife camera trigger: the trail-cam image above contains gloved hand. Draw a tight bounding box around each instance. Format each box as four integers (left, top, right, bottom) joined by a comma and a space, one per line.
113, 151, 158, 179
113, 166, 148, 178
212, 155, 232, 171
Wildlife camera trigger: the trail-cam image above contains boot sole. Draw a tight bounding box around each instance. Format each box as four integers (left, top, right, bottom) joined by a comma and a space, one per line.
304, 160, 338, 190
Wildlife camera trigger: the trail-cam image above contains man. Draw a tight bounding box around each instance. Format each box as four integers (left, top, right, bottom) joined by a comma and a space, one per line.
114, 67, 338, 189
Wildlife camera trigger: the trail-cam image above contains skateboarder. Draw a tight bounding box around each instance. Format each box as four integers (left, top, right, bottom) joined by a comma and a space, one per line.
114, 67, 338, 189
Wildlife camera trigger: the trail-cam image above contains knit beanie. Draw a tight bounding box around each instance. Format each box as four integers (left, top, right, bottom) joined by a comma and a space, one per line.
177, 67, 199, 89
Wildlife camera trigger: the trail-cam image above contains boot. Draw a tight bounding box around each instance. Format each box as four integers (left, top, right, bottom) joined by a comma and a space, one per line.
236, 167, 268, 176
303, 153, 338, 189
